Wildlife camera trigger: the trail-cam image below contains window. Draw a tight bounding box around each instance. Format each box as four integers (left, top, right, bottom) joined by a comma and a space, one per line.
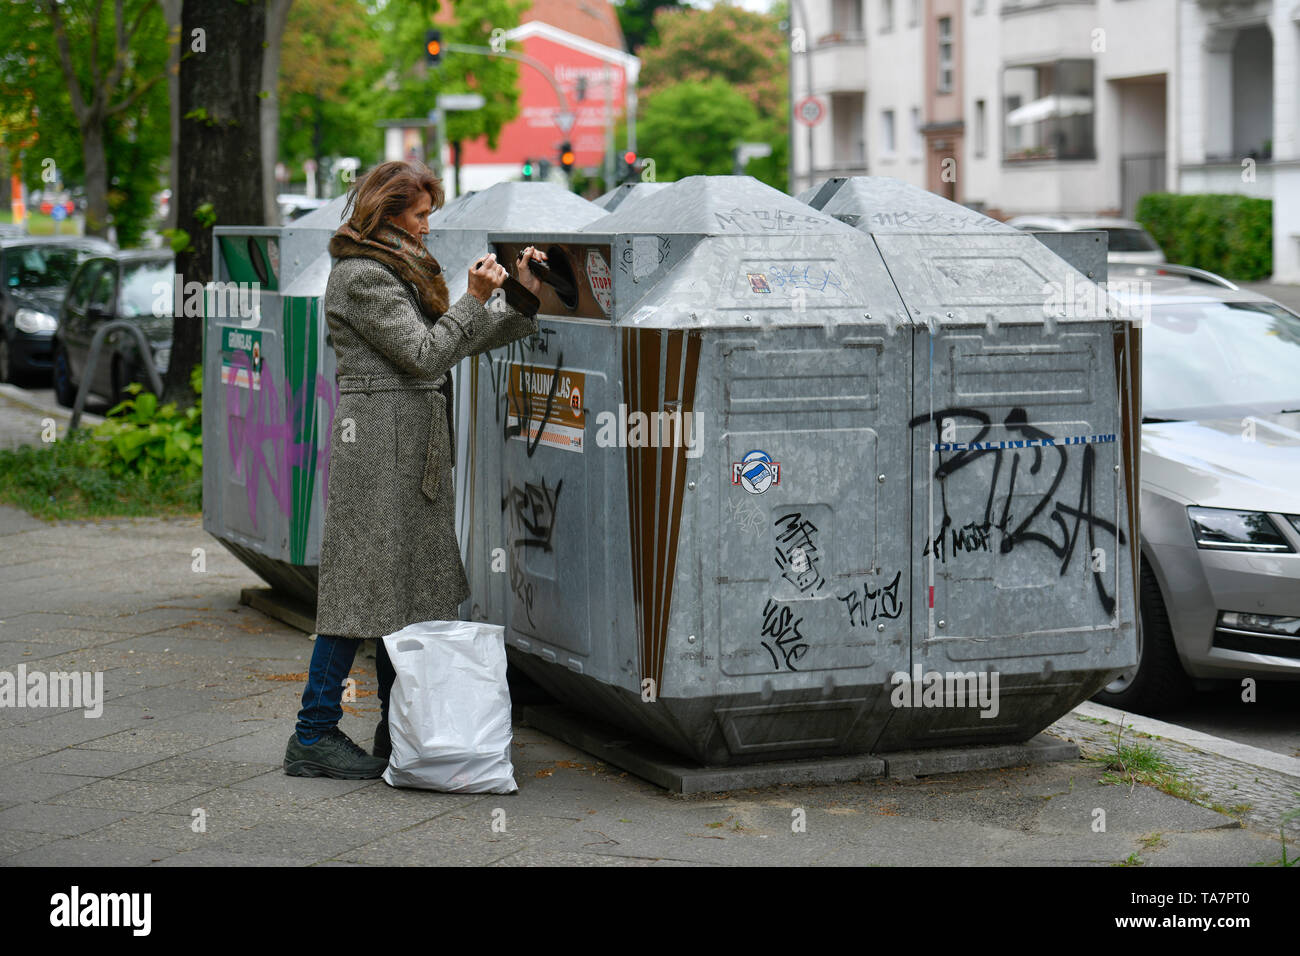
120, 260, 174, 318
66, 262, 102, 310
910, 107, 922, 156
937, 17, 953, 93
881, 109, 897, 155
908, 0, 919, 27
89, 264, 117, 313
974, 0, 986, 13
880, 0, 894, 32
831, 0, 864, 36
832, 92, 866, 164
974, 98, 987, 156
1002, 59, 1096, 161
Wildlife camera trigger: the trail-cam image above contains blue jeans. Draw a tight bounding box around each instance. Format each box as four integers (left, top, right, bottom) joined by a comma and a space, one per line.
295, 634, 395, 744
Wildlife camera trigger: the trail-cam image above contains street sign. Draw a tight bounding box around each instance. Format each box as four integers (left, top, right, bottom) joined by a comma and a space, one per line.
437, 93, 485, 111
555, 110, 575, 133
51, 205, 67, 222
795, 95, 826, 127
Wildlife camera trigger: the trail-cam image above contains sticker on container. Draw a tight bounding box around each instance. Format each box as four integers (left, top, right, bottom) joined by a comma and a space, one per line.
731, 449, 780, 494
220, 325, 263, 391
506, 364, 586, 454
586, 249, 613, 313
748, 273, 772, 294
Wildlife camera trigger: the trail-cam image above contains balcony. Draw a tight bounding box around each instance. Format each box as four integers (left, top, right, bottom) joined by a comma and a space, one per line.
811, 33, 868, 94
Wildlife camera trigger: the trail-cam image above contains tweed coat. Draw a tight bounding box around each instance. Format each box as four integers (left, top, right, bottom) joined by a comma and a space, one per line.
315, 255, 537, 639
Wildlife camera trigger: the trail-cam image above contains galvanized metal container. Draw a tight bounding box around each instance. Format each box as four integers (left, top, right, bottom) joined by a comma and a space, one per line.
459, 174, 1139, 763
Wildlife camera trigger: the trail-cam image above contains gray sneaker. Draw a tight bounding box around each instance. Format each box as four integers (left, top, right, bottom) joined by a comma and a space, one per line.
284, 728, 388, 779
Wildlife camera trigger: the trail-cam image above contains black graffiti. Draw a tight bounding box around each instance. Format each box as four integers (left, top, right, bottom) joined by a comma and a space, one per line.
837, 570, 903, 626
908, 406, 1126, 615
760, 598, 810, 672
500, 477, 563, 630
502, 477, 563, 553
504, 350, 565, 458
773, 512, 825, 595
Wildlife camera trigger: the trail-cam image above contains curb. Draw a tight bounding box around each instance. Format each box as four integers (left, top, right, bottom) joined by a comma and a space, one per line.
1072, 700, 1300, 782
0, 383, 104, 426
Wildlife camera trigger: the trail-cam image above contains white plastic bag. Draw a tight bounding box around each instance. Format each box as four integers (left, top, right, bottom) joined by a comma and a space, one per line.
381, 620, 518, 794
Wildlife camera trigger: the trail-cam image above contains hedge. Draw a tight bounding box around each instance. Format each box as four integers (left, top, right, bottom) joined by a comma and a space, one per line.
1135, 193, 1272, 281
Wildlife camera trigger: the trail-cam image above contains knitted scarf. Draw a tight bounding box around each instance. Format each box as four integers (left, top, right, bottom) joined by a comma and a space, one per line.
328, 220, 450, 319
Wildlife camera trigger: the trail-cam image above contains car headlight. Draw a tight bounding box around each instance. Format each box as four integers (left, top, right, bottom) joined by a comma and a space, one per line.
153, 347, 171, 373
1187, 507, 1294, 552
14, 308, 57, 333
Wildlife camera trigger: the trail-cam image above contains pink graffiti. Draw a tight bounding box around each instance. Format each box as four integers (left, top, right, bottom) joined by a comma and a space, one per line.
224, 349, 338, 528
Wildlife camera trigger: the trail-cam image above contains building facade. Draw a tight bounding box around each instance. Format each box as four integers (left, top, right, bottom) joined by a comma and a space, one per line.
791, 0, 1299, 281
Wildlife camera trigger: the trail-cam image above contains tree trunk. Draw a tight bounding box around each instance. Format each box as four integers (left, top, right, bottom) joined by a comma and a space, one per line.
80, 110, 109, 238
167, 0, 267, 410
163, 0, 182, 232
261, 0, 293, 225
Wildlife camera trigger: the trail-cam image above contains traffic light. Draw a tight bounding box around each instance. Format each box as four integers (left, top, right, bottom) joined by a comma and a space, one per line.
425, 29, 442, 66
522, 158, 534, 180
558, 141, 575, 175
623, 150, 638, 182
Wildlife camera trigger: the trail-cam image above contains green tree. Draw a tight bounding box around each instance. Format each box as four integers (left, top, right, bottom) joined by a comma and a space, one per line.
637, 77, 773, 182
0, 0, 171, 244
632, 2, 789, 187
613, 0, 685, 54
279, 0, 387, 192
639, 2, 788, 121
367, 0, 529, 180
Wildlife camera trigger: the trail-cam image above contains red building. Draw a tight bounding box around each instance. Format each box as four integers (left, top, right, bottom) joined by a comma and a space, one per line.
436, 0, 639, 193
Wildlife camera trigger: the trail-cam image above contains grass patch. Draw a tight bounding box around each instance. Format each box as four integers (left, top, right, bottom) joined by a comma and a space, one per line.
0, 428, 200, 520
1089, 718, 1210, 806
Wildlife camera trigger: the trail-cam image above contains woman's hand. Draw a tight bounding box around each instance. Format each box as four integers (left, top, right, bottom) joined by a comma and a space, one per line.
516, 246, 547, 296
468, 253, 508, 304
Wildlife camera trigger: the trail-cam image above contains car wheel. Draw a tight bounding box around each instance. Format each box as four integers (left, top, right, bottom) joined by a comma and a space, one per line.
1093, 559, 1193, 713
52, 344, 77, 408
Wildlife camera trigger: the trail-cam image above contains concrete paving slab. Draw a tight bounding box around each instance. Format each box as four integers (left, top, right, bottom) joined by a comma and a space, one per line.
11, 748, 162, 777
0, 802, 134, 836
0, 827, 65, 860
202, 821, 389, 863
71, 813, 207, 852
148, 848, 308, 866
1034, 781, 1241, 836
115, 755, 268, 788
1140, 829, 1289, 867
46, 778, 214, 813
2, 837, 177, 866
0, 771, 104, 803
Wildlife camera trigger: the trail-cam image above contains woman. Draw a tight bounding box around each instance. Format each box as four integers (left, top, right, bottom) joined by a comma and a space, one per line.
284, 160, 546, 779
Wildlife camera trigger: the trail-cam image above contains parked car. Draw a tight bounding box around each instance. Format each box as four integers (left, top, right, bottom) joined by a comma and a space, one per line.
52, 250, 174, 407
277, 193, 329, 224
0, 235, 115, 383
1093, 264, 1300, 712
1007, 215, 1166, 265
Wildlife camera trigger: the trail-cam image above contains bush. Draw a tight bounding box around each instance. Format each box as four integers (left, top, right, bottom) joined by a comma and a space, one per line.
89, 364, 203, 482
1136, 193, 1272, 281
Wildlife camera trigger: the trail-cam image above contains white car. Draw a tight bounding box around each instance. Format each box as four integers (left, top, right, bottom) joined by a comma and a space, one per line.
1007, 215, 1166, 265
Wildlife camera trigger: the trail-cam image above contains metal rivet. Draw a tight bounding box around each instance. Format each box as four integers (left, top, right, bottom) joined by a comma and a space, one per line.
687, 481, 696, 490
1113, 465, 1120, 472
876, 622, 885, 632
937, 619, 946, 629
946, 312, 954, 318
744, 314, 752, 321
877, 474, 886, 483
687, 634, 696, 644
865, 312, 872, 320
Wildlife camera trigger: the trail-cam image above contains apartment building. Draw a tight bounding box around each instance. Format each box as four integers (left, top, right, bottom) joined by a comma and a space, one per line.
790, 0, 1300, 281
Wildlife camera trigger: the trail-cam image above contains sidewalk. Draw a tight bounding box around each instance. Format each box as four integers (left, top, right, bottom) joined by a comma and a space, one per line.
0, 504, 1293, 866
0, 384, 104, 453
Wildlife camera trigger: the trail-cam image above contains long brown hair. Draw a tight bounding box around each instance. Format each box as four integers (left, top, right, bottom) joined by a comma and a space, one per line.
340, 160, 445, 237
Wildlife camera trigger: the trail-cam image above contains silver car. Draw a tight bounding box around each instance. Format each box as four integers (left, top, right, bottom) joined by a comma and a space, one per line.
1094, 265, 1300, 712
1008, 215, 1167, 265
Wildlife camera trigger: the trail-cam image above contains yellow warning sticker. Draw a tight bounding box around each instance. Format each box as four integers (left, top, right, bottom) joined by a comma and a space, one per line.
506, 364, 586, 454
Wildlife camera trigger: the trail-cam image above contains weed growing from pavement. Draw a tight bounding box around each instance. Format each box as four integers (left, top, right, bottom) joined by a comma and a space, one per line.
1253, 799, 1300, 867
1088, 717, 1210, 806
1114, 852, 1144, 867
